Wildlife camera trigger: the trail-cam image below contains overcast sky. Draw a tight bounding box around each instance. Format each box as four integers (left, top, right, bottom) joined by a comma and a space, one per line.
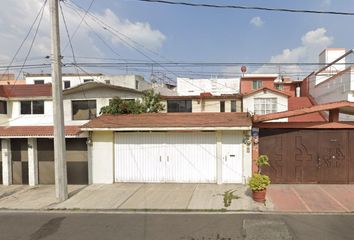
1, 0, 354, 79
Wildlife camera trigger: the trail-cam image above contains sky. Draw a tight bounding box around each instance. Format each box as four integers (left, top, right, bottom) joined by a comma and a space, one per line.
1, 0, 354, 81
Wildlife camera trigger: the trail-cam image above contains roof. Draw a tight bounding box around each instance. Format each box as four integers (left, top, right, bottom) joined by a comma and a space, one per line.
162, 93, 242, 100
0, 84, 52, 98
0, 125, 83, 138
253, 101, 354, 123
82, 112, 252, 131
24, 73, 103, 77
287, 97, 326, 122
254, 121, 354, 129
63, 81, 142, 95
242, 87, 292, 97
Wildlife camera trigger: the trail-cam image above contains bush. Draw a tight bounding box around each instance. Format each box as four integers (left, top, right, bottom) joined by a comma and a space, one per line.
248, 173, 271, 191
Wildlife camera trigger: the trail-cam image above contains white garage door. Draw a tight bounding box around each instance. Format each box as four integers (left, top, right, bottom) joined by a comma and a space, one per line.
115, 132, 217, 183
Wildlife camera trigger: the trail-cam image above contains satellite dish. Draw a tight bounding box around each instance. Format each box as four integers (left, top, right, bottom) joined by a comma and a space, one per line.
241, 66, 247, 73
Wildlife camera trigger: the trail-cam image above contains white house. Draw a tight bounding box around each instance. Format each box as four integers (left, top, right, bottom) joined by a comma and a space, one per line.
81, 112, 253, 184
177, 77, 240, 96
307, 48, 354, 120
0, 82, 144, 186
24, 73, 152, 92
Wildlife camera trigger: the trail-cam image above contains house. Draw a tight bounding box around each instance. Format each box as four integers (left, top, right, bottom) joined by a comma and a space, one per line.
24, 73, 152, 92
176, 77, 240, 96
161, 93, 242, 113
81, 112, 253, 184
0, 73, 26, 85
252, 101, 354, 184
0, 82, 144, 186
304, 48, 354, 120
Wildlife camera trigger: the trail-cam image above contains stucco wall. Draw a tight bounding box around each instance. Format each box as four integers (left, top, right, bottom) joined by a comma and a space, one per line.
161, 99, 242, 113
91, 131, 114, 184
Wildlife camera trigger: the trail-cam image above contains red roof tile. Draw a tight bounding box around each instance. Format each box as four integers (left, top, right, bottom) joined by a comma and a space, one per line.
82, 112, 251, 129
0, 84, 52, 98
287, 97, 326, 122
254, 101, 354, 123
242, 87, 292, 97
0, 126, 81, 137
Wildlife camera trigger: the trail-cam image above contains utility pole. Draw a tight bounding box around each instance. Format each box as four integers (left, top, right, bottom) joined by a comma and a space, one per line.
50, 0, 68, 201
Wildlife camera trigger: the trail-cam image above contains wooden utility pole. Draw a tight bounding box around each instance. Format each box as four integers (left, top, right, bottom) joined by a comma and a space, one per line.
49, 0, 68, 201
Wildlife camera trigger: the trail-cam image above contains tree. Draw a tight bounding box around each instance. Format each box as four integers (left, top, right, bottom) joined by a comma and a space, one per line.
100, 90, 165, 115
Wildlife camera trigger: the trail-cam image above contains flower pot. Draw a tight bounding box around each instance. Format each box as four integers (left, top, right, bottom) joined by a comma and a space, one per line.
252, 189, 267, 203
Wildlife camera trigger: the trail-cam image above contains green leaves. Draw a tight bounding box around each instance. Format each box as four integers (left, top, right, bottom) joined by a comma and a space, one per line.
100, 89, 165, 115
247, 173, 271, 191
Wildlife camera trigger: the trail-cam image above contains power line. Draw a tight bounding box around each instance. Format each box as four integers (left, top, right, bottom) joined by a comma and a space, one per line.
136, 0, 354, 16
0, 0, 48, 79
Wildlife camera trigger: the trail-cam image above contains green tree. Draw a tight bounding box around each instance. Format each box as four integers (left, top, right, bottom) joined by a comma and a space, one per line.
100, 90, 165, 115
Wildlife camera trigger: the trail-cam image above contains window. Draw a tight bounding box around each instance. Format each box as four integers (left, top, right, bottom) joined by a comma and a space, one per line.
220, 101, 225, 112
135, 80, 139, 90
167, 100, 192, 112
34, 80, 45, 85
64, 81, 71, 89
83, 79, 93, 83
21, 100, 44, 114
0, 101, 7, 114
72, 100, 97, 120
105, 80, 111, 84
254, 98, 277, 115
252, 80, 262, 90
231, 100, 237, 112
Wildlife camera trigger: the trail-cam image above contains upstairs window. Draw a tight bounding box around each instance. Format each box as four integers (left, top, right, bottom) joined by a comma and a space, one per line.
275, 84, 284, 90
254, 98, 277, 115
64, 81, 71, 89
231, 100, 237, 112
83, 79, 94, 83
135, 80, 139, 90
21, 100, 44, 114
167, 100, 192, 112
72, 100, 97, 120
252, 80, 262, 90
105, 80, 111, 84
34, 80, 45, 85
0, 101, 7, 114
220, 101, 225, 112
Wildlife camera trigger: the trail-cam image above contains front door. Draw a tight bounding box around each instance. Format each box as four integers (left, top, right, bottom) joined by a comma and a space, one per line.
222, 132, 243, 183
318, 131, 348, 183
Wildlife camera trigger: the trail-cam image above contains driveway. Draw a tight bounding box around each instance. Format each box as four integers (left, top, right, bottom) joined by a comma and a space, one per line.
268, 184, 354, 212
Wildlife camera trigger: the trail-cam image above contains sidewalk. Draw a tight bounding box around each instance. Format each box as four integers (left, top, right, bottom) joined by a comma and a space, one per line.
0, 184, 270, 212
1, 184, 354, 212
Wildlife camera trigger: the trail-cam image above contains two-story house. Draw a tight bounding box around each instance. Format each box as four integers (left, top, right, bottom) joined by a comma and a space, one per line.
0, 82, 144, 186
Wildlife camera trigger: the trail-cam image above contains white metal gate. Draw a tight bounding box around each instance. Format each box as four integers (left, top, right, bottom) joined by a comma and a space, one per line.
115, 132, 217, 183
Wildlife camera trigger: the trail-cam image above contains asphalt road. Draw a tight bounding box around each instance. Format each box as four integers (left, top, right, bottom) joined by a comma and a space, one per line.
0, 212, 354, 240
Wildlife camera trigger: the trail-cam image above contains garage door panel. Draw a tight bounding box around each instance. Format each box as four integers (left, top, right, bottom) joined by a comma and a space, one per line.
115, 133, 164, 182
165, 133, 216, 183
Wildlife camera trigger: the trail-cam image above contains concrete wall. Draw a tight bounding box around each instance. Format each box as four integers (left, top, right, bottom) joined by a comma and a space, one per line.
91, 131, 114, 184
25, 75, 103, 88
177, 77, 240, 96
105, 75, 151, 91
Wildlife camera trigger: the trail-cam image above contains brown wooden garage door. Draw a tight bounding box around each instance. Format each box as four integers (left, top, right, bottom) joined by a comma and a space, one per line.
11, 139, 28, 184
38, 138, 88, 184
259, 129, 354, 184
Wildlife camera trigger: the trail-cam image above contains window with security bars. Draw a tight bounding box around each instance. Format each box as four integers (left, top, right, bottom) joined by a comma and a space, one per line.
254, 98, 277, 115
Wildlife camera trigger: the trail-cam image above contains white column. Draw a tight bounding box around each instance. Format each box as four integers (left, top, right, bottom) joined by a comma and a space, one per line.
216, 131, 222, 184
28, 138, 38, 186
2, 139, 12, 185
87, 136, 93, 185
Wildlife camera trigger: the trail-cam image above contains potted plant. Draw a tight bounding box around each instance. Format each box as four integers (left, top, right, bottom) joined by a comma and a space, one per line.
248, 155, 271, 203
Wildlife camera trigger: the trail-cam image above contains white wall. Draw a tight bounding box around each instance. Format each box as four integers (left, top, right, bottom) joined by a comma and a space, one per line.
25, 75, 103, 88
105, 75, 151, 91
177, 77, 240, 96
91, 131, 114, 183
243, 91, 288, 122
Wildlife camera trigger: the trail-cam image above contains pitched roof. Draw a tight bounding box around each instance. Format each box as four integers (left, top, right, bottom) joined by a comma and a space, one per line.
0, 84, 52, 98
82, 112, 251, 130
0, 125, 82, 137
242, 87, 292, 97
287, 97, 326, 122
253, 101, 354, 123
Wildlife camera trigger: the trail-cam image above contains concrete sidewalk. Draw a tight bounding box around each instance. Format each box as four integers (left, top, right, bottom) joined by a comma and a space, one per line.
0, 184, 271, 212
